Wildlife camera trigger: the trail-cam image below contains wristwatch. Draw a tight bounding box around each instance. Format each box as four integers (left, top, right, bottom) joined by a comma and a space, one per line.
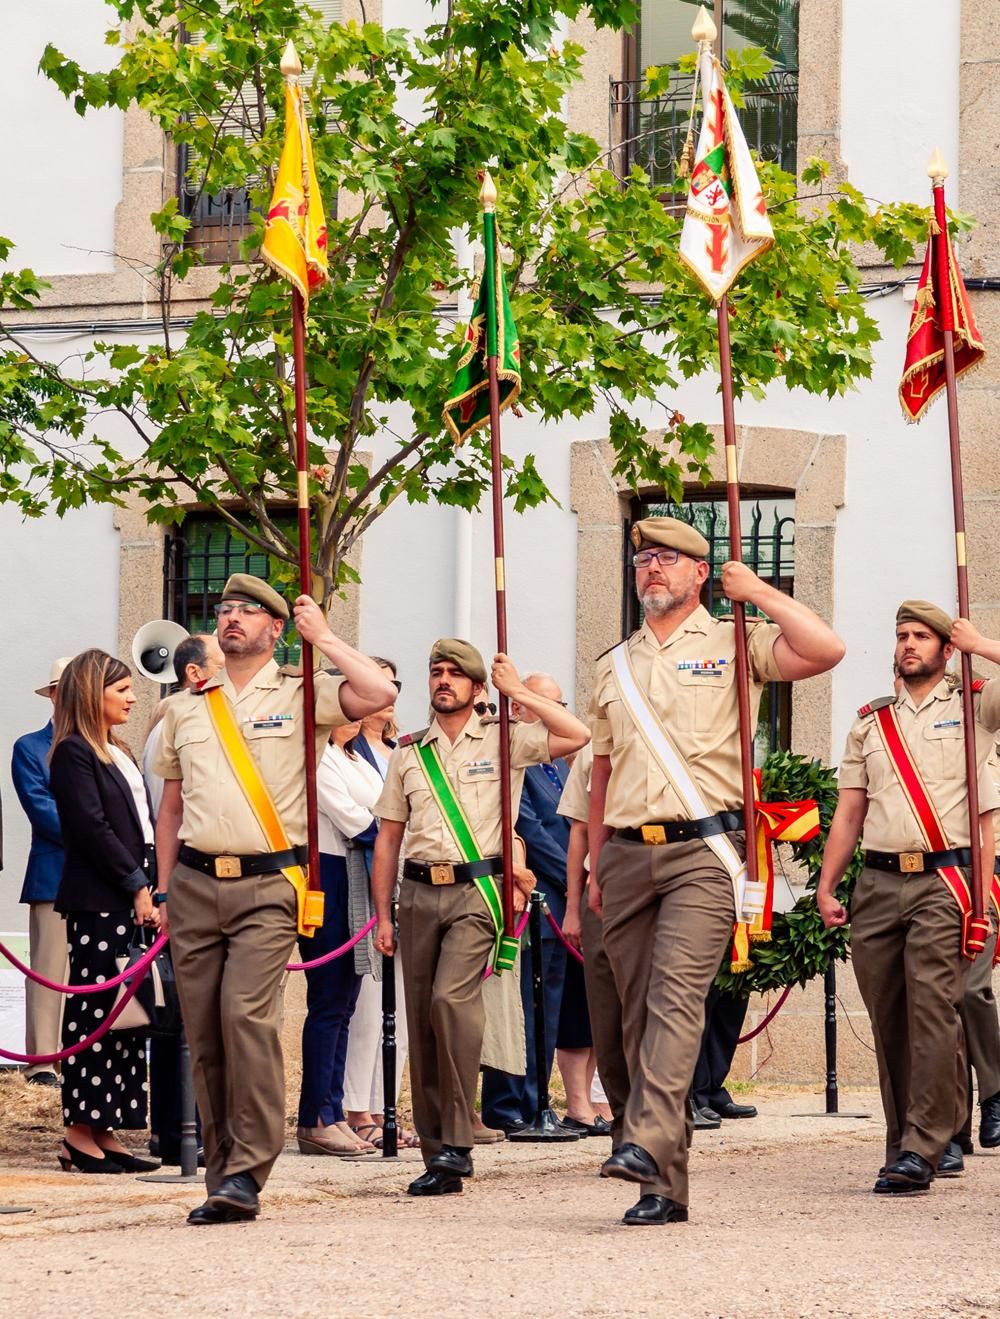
153, 891, 169, 907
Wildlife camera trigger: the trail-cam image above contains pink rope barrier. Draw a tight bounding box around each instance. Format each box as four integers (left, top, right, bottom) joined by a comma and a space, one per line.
0, 953, 153, 1065
543, 906, 585, 964
483, 909, 531, 980
0, 932, 168, 996
285, 917, 377, 972
737, 986, 792, 1044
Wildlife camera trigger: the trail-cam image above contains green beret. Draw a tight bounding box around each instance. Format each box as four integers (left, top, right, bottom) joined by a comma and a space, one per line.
896, 599, 953, 643
429, 638, 488, 684
221, 573, 290, 621
631, 517, 709, 560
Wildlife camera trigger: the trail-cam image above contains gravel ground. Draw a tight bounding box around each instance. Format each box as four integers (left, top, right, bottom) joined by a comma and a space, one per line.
1, 1087, 997, 1319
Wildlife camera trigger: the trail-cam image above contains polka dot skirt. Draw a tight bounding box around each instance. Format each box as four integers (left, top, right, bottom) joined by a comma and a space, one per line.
61, 911, 148, 1131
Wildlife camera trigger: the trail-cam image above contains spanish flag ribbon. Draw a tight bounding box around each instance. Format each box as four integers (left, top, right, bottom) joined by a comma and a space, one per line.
730, 769, 821, 973
261, 81, 328, 309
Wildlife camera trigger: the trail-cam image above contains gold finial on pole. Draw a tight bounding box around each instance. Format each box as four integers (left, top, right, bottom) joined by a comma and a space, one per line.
692, 5, 718, 46
479, 170, 498, 214
927, 148, 949, 183
280, 39, 302, 79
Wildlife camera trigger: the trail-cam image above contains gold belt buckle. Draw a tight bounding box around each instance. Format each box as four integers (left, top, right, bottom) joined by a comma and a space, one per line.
214, 855, 242, 878
430, 863, 455, 886
898, 852, 924, 874
641, 824, 667, 846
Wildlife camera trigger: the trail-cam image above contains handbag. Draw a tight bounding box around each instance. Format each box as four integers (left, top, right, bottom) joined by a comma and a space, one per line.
111, 928, 182, 1038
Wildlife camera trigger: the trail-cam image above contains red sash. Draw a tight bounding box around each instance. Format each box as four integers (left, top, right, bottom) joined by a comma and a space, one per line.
870, 704, 988, 960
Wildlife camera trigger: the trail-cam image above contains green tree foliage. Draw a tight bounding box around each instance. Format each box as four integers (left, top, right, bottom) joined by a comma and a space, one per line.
0, 0, 933, 602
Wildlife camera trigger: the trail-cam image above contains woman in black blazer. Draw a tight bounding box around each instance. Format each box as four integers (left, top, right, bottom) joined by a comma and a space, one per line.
50, 649, 160, 1174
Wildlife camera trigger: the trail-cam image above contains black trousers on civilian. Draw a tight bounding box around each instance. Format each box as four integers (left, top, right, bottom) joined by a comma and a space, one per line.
692, 986, 748, 1110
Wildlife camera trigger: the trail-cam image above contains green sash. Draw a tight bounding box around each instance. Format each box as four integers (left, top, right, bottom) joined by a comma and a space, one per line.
413, 740, 519, 975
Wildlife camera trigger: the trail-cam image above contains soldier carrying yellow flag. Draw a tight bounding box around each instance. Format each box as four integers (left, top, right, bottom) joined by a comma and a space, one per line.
151, 43, 396, 1232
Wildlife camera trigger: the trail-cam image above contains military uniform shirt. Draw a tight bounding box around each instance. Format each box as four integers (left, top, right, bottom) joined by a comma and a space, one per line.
376, 716, 551, 862
556, 742, 593, 825
153, 659, 347, 853
839, 678, 1000, 852
589, 607, 782, 828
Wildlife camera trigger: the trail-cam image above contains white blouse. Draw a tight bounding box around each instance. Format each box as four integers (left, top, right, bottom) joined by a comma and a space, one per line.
110, 744, 155, 845
316, 742, 385, 857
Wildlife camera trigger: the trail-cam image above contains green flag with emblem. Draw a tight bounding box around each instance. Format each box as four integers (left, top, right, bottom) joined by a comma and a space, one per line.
442, 203, 522, 446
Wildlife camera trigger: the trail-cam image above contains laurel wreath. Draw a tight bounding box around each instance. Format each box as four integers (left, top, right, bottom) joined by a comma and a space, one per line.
713, 749, 861, 996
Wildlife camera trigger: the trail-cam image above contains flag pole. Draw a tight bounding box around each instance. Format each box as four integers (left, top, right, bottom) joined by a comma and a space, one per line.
480, 170, 517, 939
927, 148, 984, 930
693, 8, 761, 898
282, 40, 322, 913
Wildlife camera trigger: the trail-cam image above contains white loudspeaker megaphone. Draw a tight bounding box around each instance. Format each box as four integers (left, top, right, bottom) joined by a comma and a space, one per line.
132, 619, 190, 683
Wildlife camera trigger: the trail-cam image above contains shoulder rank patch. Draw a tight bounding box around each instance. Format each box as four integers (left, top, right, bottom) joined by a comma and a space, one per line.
277, 663, 305, 678
595, 631, 638, 663
973, 678, 987, 692
397, 727, 429, 747
857, 695, 895, 718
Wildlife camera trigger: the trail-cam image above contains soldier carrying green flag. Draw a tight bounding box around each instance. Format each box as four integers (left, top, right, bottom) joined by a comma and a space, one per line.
371, 641, 588, 1197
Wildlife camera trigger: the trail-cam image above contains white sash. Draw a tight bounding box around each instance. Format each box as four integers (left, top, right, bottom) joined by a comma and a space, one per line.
609, 642, 761, 920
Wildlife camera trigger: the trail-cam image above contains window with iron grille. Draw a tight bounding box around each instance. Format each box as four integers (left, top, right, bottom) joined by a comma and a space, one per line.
611, 1, 799, 190
163, 514, 300, 665
178, 0, 343, 264
625, 492, 795, 756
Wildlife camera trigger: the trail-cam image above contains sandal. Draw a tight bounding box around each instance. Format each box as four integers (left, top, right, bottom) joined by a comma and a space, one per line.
296, 1125, 377, 1157
349, 1123, 384, 1150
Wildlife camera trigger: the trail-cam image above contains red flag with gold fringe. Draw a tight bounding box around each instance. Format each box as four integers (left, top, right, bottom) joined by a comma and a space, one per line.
899, 218, 984, 423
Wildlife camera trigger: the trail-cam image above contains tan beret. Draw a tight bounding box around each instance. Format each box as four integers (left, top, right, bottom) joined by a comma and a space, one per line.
221, 573, 290, 621
630, 517, 709, 560
896, 599, 953, 643
429, 638, 488, 684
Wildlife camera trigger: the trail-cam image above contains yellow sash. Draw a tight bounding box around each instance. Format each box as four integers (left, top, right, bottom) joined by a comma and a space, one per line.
203, 686, 324, 937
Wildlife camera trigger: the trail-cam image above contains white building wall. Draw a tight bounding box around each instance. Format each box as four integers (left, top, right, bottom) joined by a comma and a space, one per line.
1, 1, 124, 275
842, 0, 960, 206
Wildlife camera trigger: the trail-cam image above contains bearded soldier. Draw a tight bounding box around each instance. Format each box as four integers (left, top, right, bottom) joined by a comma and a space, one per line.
589, 516, 844, 1225
818, 603, 1000, 1194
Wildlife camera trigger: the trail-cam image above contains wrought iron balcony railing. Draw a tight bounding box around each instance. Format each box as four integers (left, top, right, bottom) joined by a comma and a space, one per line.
609, 68, 799, 190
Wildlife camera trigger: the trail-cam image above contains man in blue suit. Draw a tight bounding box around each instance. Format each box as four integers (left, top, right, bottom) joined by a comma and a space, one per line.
481, 673, 572, 1133
10, 657, 70, 1085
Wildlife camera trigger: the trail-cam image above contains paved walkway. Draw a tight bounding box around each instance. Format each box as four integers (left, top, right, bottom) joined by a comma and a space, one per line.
1, 1090, 996, 1318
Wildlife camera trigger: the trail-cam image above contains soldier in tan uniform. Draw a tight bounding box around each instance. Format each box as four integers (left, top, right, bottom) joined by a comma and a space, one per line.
590, 517, 845, 1225
372, 640, 590, 1196
154, 574, 396, 1225
818, 602, 1000, 1194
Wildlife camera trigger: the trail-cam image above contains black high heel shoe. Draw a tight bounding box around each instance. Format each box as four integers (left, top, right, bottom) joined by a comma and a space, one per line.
103, 1148, 161, 1173
57, 1142, 124, 1174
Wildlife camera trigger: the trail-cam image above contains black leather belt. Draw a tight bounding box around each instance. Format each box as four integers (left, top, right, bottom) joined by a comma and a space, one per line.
615, 812, 744, 846
865, 847, 972, 875
403, 856, 503, 886
179, 843, 308, 879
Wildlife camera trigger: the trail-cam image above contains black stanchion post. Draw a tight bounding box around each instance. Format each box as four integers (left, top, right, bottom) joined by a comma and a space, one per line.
792, 957, 870, 1120
507, 893, 579, 1144
381, 938, 398, 1160
139, 1028, 204, 1184
178, 1028, 199, 1176
824, 960, 839, 1115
